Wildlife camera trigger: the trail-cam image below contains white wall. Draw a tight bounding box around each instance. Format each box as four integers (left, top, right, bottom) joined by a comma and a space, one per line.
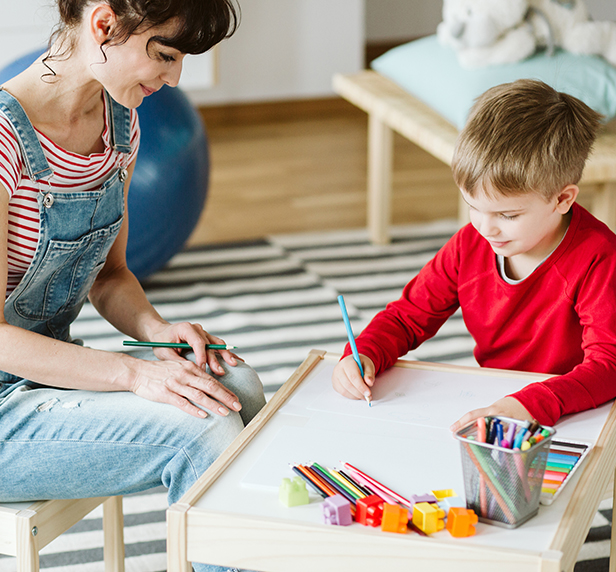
4, 1, 615, 106
2, 0, 364, 106
189, 0, 365, 106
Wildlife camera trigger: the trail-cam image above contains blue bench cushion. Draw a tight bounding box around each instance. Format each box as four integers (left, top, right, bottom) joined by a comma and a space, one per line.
371, 35, 616, 130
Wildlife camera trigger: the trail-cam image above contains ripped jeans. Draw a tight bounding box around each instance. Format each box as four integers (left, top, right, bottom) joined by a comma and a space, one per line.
0, 359, 265, 572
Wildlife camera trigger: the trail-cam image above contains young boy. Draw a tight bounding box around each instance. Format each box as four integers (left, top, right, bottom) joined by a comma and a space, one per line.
332, 79, 616, 430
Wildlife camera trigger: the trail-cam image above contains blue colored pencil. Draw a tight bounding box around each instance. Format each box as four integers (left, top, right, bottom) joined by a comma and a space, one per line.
337, 294, 371, 406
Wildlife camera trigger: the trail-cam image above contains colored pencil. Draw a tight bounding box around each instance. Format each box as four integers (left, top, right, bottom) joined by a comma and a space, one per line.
329, 468, 367, 499
291, 466, 328, 499
463, 443, 517, 523
343, 467, 400, 505
123, 341, 236, 350
339, 469, 373, 497
299, 465, 339, 498
343, 462, 411, 507
309, 464, 358, 505
294, 465, 337, 497
337, 294, 372, 407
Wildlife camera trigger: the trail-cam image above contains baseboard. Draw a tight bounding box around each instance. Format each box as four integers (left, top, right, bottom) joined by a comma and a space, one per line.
198, 96, 364, 127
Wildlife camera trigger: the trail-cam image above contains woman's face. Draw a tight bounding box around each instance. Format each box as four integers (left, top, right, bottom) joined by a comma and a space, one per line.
91, 19, 185, 108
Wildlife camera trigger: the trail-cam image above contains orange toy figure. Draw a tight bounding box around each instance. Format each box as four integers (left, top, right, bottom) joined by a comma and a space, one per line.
446, 507, 478, 538
355, 494, 384, 527
381, 503, 409, 534
412, 502, 445, 534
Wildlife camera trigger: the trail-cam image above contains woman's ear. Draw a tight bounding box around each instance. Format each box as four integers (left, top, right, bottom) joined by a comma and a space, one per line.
89, 3, 117, 45
556, 184, 579, 214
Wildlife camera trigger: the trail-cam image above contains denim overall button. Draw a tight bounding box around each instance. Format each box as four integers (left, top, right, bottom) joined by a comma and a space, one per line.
43, 193, 54, 208
119, 168, 128, 182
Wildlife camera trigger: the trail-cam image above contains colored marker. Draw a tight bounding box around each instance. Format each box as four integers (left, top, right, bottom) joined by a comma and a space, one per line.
123, 341, 236, 350
476, 418, 486, 443
513, 428, 528, 450
337, 294, 371, 407
502, 421, 516, 449
495, 421, 504, 447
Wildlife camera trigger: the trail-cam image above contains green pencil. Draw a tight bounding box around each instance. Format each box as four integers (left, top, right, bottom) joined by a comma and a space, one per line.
123, 341, 236, 350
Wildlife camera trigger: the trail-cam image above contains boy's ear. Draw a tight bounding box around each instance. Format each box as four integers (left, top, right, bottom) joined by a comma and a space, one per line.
89, 4, 117, 44
556, 184, 579, 214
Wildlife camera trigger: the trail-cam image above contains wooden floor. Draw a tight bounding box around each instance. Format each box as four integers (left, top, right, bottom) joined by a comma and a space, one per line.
187, 98, 461, 246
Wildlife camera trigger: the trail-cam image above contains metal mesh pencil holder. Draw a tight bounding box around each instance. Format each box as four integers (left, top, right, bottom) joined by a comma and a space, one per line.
455, 417, 555, 528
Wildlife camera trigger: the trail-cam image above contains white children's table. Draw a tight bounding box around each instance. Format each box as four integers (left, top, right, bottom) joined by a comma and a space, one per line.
167, 350, 616, 572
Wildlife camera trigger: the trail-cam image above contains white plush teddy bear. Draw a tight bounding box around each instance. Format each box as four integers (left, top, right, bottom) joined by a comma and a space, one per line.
437, 0, 616, 69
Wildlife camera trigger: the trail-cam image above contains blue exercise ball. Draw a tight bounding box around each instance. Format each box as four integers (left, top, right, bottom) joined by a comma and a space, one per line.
128, 85, 209, 279
0, 50, 209, 280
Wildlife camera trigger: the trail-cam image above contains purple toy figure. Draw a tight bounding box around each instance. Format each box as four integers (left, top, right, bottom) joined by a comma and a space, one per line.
322, 494, 352, 526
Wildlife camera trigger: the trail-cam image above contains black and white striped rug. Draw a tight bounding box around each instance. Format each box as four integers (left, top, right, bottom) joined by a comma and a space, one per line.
1, 220, 611, 571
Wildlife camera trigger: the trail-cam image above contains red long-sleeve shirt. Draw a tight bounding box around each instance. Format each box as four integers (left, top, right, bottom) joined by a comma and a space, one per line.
344, 204, 616, 425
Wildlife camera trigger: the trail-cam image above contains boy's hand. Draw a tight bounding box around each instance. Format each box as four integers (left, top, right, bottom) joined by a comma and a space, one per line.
449, 396, 533, 433
332, 354, 375, 401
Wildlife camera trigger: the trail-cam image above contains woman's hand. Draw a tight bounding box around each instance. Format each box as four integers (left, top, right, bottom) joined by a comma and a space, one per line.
449, 396, 533, 433
332, 354, 375, 401
149, 321, 241, 376
127, 354, 242, 419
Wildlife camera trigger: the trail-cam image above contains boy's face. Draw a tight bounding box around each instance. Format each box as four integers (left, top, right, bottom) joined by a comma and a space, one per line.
460, 184, 575, 266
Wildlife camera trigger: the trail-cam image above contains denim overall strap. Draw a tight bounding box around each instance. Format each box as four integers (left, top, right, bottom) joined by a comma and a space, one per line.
104, 90, 132, 153
0, 89, 53, 181
0, 90, 131, 389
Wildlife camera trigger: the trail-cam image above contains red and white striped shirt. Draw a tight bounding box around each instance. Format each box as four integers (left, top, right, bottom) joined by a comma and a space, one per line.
0, 96, 140, 296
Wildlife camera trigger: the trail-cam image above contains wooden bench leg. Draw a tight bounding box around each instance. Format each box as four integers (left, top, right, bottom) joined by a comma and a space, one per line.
367, 113, 393, 245
458, 192, 470, 227
15, 509, 39, 572
103, 496, 125, 572
591, 182, 616, 232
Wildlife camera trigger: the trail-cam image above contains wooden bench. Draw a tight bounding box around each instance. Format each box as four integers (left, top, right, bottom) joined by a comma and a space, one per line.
0, 497, 125, 572
333, 70, 616, 244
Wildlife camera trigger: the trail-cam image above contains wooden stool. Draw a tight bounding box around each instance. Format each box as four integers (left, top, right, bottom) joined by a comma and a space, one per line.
0, 496, 125, 572
333, 70, 616, 244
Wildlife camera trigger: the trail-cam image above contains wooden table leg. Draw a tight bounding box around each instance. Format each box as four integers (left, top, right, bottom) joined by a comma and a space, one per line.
367, 113, 393, 245
167, 503, 192, 572
609, 467, 616, 572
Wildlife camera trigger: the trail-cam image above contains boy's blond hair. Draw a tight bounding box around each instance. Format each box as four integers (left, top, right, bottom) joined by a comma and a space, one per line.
452, 79, 603, 201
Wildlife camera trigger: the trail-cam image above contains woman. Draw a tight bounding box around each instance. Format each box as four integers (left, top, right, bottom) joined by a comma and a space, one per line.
0, 1, 264, 570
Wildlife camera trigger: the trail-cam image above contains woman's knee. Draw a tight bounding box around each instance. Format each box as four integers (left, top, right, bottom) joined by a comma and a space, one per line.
212, 361, 265, 424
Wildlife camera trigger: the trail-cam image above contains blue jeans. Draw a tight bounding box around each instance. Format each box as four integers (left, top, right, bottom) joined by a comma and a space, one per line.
0, 359, 265, 572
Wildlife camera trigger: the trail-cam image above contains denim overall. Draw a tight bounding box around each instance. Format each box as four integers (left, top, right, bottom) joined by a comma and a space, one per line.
0, 90, 262, 571
0, 88, 130, 390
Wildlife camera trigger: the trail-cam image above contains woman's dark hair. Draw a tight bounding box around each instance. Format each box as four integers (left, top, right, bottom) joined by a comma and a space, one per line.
51, 0, 239, 56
